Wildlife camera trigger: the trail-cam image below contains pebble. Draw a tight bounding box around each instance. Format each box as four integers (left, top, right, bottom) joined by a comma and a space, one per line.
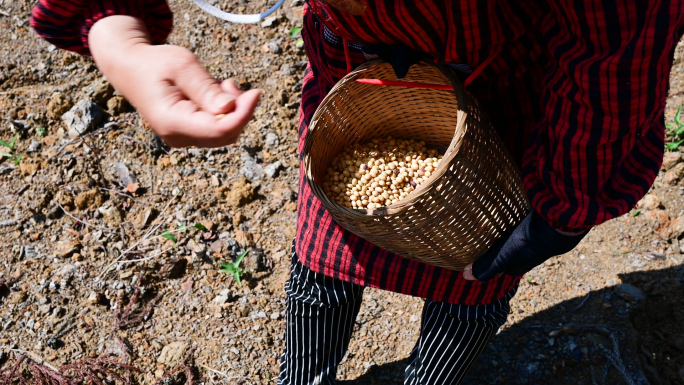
46, 92, 73, 120
240, 153, 264, 181
614, 283, 646, 301
268, 40, 282, 54
53, 240, 80, 259
265, 132, 279, 148
180, 279, 194, 292
27, 140, 41, 153
264, 161, 282, 178
261, 16, 277, 27
62, 99, 103, 139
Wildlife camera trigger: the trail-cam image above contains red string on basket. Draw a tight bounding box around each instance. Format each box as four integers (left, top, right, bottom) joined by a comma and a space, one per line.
355, 79, 453, 90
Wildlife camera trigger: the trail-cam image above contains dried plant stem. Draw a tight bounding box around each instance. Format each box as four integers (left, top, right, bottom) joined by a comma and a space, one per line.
0, 346, 59, 371
58, 202, 112, 232
99, 190, 181, 278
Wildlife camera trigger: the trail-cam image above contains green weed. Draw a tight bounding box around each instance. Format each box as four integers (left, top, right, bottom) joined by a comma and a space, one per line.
219, 250, 249, 287
0, 134, 21, 165
37, 127, 46, 137
666, 104, 684, 150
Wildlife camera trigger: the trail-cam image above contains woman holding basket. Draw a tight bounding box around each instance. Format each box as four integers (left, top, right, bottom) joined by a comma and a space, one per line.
31, 0, 683, 383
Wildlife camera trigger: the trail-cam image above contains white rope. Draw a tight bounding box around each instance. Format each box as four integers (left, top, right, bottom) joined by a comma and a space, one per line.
190, 0, 285, 24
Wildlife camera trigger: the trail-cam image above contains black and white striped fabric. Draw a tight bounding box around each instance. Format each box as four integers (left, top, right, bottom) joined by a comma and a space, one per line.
278, 251, 516, 385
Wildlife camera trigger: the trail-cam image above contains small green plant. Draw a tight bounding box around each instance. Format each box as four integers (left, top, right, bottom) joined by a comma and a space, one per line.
289, 27, 302, 38
161, 229, 177, 244
0, 134, 21, 165
632, 209, 642, 217
666, 104, 684, 150
0, 133, 18, 150
219, 250, 249, 287
161, 223, 207, 245
37, 127, 46, 137
296, 38, 304, 48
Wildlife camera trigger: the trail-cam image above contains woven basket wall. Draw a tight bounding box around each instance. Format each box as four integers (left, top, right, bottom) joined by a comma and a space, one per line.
302, 60, 531, 271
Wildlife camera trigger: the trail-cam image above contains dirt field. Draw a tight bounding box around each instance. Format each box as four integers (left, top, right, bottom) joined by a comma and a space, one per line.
1, 0, 683, 384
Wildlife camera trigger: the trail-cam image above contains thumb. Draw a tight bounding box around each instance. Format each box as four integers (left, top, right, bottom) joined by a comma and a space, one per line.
174, 54, 236, 114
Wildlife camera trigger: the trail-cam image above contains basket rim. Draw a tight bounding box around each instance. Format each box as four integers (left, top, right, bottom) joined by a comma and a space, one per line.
302, 59, 472, 218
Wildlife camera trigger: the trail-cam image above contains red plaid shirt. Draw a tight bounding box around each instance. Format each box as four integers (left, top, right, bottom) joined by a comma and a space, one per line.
32, 0, 683, 305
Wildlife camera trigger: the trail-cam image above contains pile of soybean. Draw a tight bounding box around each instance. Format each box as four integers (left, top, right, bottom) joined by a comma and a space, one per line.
322, 137, 443, 209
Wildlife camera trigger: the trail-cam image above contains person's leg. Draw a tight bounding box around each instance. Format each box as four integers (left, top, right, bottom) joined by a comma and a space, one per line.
278, 251, 365, 385
404, 289, 516, 385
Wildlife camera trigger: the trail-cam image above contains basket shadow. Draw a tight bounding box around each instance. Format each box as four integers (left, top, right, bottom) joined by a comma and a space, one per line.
337, 263, 684, 385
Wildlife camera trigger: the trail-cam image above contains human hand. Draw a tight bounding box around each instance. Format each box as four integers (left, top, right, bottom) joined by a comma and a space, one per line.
463, 211, 588, 282
89, 15, 261, 148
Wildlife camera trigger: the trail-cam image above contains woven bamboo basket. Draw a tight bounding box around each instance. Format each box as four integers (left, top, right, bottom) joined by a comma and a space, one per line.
302, 60, 531, 271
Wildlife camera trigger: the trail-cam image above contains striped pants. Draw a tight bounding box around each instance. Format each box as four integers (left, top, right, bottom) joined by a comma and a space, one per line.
278, 253, 515, 385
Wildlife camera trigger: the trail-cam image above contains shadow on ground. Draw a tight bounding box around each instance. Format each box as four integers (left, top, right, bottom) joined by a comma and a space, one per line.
339, 265, 684, 385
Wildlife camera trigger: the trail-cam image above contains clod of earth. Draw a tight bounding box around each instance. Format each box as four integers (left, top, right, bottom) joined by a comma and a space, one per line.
74, 188, 104, 210
157, 341, 189, 367
227, 177, 255, 207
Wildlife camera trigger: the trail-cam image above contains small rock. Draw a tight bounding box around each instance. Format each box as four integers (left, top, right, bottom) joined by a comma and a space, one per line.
264, 161, 282, 178
235, 230, 255, 248
660, 215, 684, 239
638, 194, 661, 210
261, 16, 277, 27
74, 189, 103, 210
157, 341, 188, 367
201, 220, 216, 231
98, 205, 123, 225
662, 152, 682, 170
27, 140, 41, 153
87, 291, 103, 304
9, 291, 27, 304
47, 92, 73, 120
89, 78, 115, 106
62, 100, 103, 139
268, 40, 282, 54
664, 163, 684, 184
228, 177, 255, 207
270, 312, 281, 320
106, 96, 128, 115
180, 279, 194, 292
54, 240, 80, 258
161, 258, 187, 279
56, 264, 78, 277
614, 283, 646, 301
113, 162, 138, 186
264, 132, 279, 148
233, 212, 245, 227
239, 305, 250, 317
243, 248, 267, 272
240, 153, 264, 181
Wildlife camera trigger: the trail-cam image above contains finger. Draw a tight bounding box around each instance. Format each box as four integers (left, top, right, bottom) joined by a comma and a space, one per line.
158, 89, 261, 148
214, 89, 262, 134
220, 79, 244, 97
463, 264, 476, 280
174, 54, 236, 114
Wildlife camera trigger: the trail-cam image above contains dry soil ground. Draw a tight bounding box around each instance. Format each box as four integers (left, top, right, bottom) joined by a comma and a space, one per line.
1, 0, 683, 384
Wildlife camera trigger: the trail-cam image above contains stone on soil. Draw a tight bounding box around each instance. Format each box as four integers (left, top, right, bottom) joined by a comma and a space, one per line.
62, 99, 103, 139
638, 194, 661, 210
662, 152, 682, 170
47, 92, 73, 120
614, 283, 646, 301
240, 153, 264, 181
88, 78, 115, 106
98, 205, 123, 225
107, 96, 128, 115
157, 341, 188, 367
265, 161, 282, 178
54, 240, 80, 258
664, 163, 684, 184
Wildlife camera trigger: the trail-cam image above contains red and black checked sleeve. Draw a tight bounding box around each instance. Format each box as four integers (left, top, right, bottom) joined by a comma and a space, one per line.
523, 0, 684, 233
30, 0, 173, 56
